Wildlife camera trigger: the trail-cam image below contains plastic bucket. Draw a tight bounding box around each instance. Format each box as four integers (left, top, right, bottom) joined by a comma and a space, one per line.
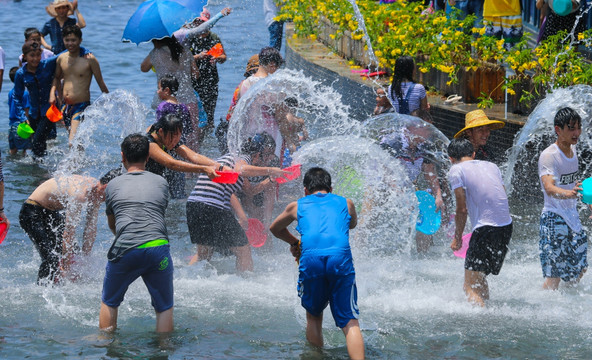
16, 122, 34, 139
415, 190, 442, 235
246, 218, 267, 247
276, 164, 302, 184
0, 222, 8, 245
212, 171, 239, 184
46, 104, 62, 123
582, 177, 592, 204
453, 233, 472, 259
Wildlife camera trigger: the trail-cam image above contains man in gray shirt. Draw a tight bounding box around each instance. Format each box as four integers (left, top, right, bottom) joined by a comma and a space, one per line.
99, 133, 173, 333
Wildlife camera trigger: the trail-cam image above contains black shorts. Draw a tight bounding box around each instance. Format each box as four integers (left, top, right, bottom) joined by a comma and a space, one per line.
465, 223, 512, 276
186, 201, 248, 249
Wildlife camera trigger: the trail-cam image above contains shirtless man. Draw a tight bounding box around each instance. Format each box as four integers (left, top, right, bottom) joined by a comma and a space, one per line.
19, 171, 118, 285
50, 25, 108, 146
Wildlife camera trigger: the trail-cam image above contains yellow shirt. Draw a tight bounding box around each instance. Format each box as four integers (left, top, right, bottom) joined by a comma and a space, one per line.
483, 0, 521, 17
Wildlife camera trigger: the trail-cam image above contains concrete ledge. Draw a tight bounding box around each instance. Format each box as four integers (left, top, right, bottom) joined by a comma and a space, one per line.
284, 23, 528, 153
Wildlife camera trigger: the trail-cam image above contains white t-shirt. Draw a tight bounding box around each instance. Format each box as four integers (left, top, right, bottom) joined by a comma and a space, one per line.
240, 75, 264, 97
448, 160, 512, 231
538, 143, 581, 231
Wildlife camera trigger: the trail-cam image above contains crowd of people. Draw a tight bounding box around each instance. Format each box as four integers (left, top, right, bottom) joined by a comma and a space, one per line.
0, 1, 590, 359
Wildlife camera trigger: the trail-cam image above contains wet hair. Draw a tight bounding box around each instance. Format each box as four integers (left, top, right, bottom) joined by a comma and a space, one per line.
390, 56, 416, 100
447, 138, 474, 160
161, 36, 184, 63
22, 41, 41, 56
554, 107, 581, 129
303, 167, 332, 193
159, 74, 179, 96
152, 113, 183, 135
62, 25, 82, 39
259, 46, 284, 67
24, 27, 42, 40
100, 167, 122, 185
9, 67, 19, 83
285, 97, 298, 108
121, 133, 150, 164
241, 132, 276, 156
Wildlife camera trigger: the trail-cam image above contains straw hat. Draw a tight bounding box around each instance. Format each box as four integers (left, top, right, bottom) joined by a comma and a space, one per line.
46, 0, 74, 17
244, 54, 259, 77
454, 109, 505, 138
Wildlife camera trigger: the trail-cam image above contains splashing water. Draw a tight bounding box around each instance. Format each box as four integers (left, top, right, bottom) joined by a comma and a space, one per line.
347, 0, 380, 70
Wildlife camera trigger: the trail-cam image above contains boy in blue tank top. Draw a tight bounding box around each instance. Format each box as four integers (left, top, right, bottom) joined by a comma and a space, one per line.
270, 167, 365, 360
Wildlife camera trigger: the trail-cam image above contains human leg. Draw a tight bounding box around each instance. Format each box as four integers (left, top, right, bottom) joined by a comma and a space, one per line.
464, 269, 488, 306
542, 277, 561, 290
415, 232, 433, 253
306, 311, 324, 347
268, 21, 284, 51
99, 302, 118, 331
155, 307, 174, 333
342, 319, 365, 360
30, 116, 51, 157
231, 245, 253, 272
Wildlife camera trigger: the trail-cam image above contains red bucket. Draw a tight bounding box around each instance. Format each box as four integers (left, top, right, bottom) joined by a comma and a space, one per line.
212, 171, 239, 184
276, 164, 302, 184
246, 218, 267, 247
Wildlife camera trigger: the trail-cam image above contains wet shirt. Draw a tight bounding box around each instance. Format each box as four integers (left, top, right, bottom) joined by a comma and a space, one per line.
8, 88, 30, 125
539, 143, 581, 232
296, 193, 352, 257
41, 17, 76, 54
187, 154, 248, 210
387, 82, 426, 114
187, 32, 221, 89
13, 56, 58, 120
105, 171, 169, 261
380, 131, 434, 183
448, 160, 512, 231
145, 132, 183, 177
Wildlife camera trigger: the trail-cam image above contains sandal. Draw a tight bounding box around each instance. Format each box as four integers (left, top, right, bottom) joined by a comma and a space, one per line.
444, 94, 462, 105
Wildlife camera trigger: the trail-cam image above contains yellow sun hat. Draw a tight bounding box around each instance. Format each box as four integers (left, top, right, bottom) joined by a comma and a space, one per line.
454, 109, 505, 139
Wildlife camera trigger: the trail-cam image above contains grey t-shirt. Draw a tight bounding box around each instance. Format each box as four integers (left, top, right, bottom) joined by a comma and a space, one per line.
105, 171, 170, 261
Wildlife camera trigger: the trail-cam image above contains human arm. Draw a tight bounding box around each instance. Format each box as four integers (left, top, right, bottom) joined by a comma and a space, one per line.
541, 174, 581, 199
451, 187, 468, 251
107, 214, 116, 235
149, 142, 218, 178
347, 198, 357, 229
140, 54, 152, 72
81, 198, 101, 254
89, 54, 109, 93
230, 194, 248, 230
49, 57, 64, 105
0, 155, 8, 229
72, 0, 86, 28
423, 162, 444, 211
234, 162, 286, 179
174, 8, 232, 42
269, 201, 301, 258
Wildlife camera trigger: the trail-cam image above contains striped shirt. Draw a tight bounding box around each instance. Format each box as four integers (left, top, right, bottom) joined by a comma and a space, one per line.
187, 154, 250, 210
387, 82, 427, 114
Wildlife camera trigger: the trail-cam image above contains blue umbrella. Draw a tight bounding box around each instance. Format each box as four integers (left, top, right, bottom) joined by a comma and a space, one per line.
122, 0, 208, 44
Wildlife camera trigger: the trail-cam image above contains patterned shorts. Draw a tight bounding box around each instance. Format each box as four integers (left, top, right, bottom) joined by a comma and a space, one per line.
539, 212, 588, 282
484, 15, 523, 50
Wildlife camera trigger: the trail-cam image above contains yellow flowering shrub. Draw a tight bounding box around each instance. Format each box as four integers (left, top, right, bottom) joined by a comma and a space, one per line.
278, 0, 592, 108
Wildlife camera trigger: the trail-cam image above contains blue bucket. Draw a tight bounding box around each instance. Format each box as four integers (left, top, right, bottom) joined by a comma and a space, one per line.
415, 190, 442, 235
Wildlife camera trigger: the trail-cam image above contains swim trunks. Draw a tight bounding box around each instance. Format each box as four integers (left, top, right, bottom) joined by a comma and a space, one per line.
186, 201, 248, 249
19, 201, 65, 284
61, 101, 91, 128
298, 254, 359, 328
539, 211, 588, 282
101, 244, 174, 312
465, 223, 512, 275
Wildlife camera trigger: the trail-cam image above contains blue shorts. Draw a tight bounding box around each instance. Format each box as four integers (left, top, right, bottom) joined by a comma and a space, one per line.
9, 123, 31, 150
540, 212, 588, 282
298, 254, 359, 328
61, 101, 90, 128
101, 245, 174, 313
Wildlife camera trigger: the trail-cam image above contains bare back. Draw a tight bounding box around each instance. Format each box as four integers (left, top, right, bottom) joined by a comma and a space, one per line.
29, 175, 97, 211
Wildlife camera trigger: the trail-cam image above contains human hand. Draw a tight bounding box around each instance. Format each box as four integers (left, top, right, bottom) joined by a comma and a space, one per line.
0, 212, 10, 232
204, 165, 219, 180
269, 167, 289, 181
290, 241, 301, 259
450, 237, 462, 251
73, 0, 79, 11
221, 7, 232, 16
49, 93, 56, 105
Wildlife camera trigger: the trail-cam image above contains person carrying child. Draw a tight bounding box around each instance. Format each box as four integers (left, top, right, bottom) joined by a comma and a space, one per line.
270, 167, 365, 360
8, 67, 32, 155
447, 138, 512, 306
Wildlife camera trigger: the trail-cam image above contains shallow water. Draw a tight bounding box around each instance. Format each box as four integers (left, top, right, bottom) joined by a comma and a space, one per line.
1, 1, 592, 359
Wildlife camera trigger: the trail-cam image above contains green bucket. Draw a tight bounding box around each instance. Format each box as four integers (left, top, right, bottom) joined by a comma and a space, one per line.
17, 122, 34, 139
